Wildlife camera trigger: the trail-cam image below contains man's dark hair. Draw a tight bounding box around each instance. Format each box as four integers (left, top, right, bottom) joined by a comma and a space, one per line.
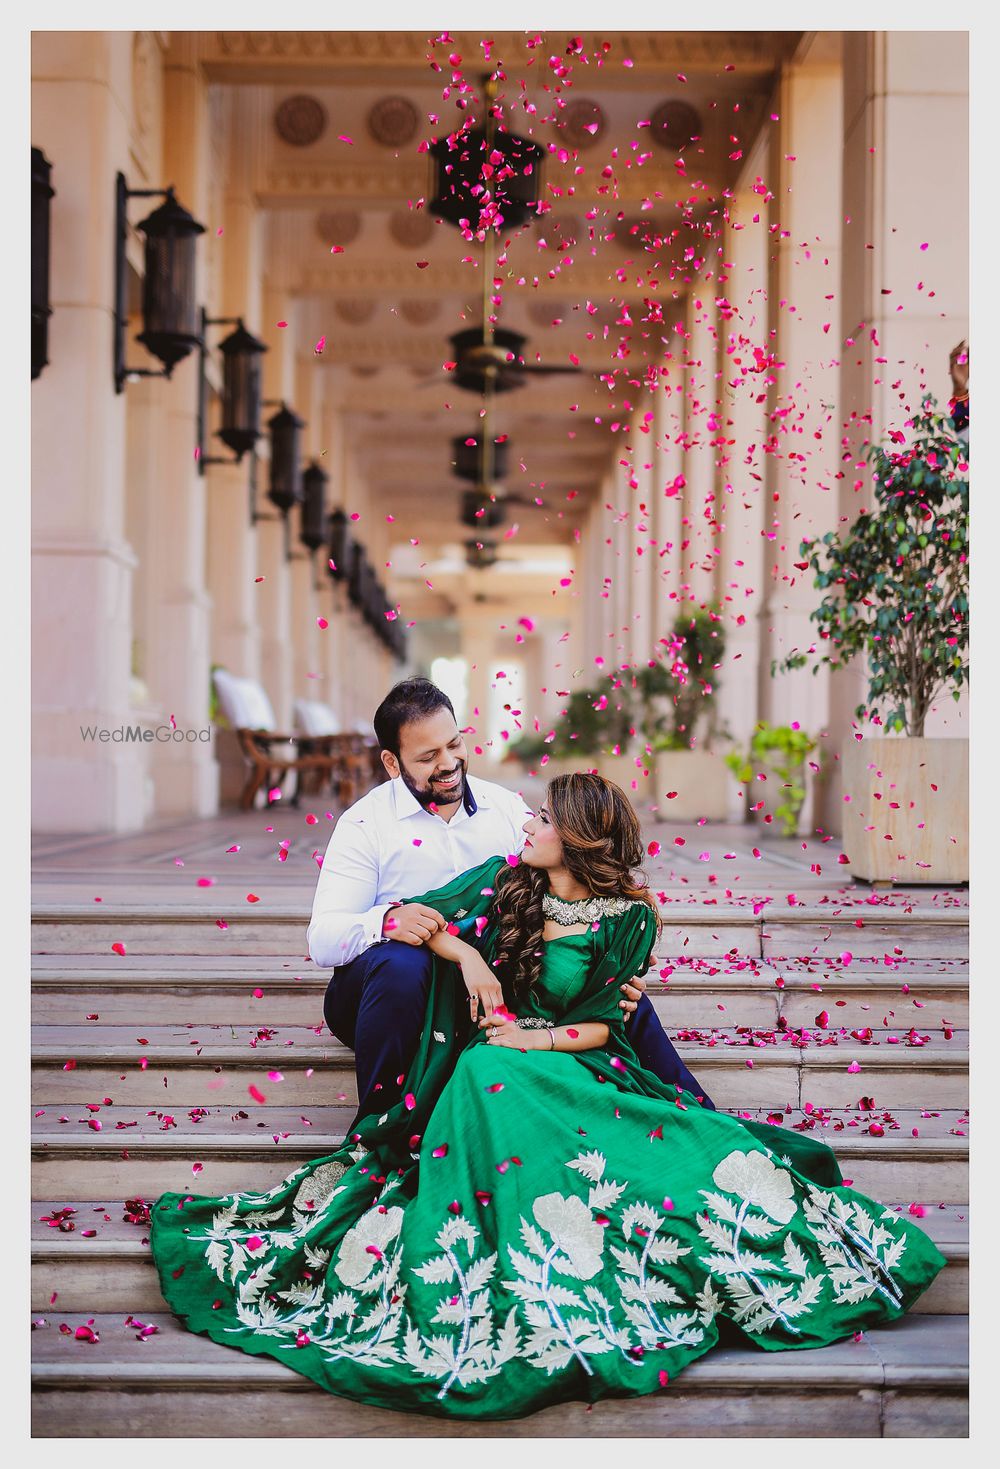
373, 678, 456, 758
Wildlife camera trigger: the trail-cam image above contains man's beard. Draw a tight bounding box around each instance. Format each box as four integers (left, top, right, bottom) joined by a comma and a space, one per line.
398, 756, 468, 810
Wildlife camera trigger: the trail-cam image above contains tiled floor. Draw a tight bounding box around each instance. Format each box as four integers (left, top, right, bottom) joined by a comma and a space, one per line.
32, 772, 969, 912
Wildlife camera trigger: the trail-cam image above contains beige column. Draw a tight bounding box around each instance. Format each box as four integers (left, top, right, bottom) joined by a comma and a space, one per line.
135, 34, 217, 817
650, 374, 685, 644
757, 49, 843, 765
595, 481, 617, 671
823, 30, 969, 827
288, 349, 324, 718
206, 87, 264, 684
31, 33, 147, 832
317, 388, 349, 721
680, 291, 721, 608
460, 613, 497, 759
626, 409, 655, 668
256, 277, 297, 730
715, 186, 769, 754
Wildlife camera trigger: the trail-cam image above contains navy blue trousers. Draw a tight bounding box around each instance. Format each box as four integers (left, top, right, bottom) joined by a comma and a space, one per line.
323, 941, 715, 1122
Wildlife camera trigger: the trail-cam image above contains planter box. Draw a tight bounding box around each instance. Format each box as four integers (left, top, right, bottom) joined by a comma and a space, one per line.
841, 737, 968, 884
513, 752, 649, 802
653, 750, 730, 821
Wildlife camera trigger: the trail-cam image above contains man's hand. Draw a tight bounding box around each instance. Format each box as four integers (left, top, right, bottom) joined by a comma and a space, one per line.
619, 970, 649, 1020
382, 902, 446, 946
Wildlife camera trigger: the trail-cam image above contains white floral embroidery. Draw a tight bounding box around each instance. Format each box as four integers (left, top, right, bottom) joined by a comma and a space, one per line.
532, 1194, 605, 1280
335, 1205, 405, 1288
697, 1148, 822, 1335
403, 1215, 521, 1398
803, 1188, 906, 1309
711, 1149, 797, 1225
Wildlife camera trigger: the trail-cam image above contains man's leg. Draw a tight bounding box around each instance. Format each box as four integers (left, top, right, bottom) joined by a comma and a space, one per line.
323, 942, 433, 1120
626, 994, 716, 1110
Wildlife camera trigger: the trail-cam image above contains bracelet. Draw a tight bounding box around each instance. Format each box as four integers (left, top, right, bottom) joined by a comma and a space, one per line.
548, 1027, 556, 1051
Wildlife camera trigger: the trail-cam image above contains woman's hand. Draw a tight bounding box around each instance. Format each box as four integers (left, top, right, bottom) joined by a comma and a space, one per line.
479, 1014, 543, 1049
618, 968, 649, 1020
459, 952, 506, 1025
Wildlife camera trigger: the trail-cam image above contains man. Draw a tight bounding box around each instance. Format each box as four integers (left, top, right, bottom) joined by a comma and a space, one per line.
308, 676, 714, 1119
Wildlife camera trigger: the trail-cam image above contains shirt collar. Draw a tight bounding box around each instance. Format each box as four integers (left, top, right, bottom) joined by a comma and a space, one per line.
390, 771, 483, 821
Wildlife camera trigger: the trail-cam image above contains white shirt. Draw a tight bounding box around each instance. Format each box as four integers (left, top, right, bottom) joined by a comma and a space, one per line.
306, 772, 533, 969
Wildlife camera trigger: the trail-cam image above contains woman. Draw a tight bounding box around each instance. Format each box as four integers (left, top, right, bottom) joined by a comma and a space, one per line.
151, 774, 945, 1421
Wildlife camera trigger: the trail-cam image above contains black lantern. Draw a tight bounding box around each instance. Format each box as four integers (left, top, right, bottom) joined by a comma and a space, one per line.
465, 538, 499, 569
347, 541, 366, 607
328, 508, 351, 581
452, 432, 510, 483
430, 124, 543, 232
31, 147, 55, 381
114, 172, 205, 393
266, 402, 305, 512
300, 461, 329, 550
196, 311, 268, 474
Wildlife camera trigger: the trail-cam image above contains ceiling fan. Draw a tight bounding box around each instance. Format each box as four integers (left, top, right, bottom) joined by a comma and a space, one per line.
447, 326, 586, 395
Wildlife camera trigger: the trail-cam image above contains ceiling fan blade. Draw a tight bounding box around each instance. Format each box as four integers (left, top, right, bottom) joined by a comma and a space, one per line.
515, 364, 586, 376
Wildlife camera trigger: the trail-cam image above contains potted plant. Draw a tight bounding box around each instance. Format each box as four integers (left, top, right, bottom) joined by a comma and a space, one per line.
633, 607, 731, 820
724, 723, 818, 837
508, 678, 637, 786
776, 397, 968, 881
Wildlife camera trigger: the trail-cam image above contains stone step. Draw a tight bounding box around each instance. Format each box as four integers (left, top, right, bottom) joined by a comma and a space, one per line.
29, 1311, 968, 1437
31, 1020, 969, 1111
31, 903, 969, 960
30, 1199, 969, 1316
31, 1104, 970, 1201
31, 956, 970, 1030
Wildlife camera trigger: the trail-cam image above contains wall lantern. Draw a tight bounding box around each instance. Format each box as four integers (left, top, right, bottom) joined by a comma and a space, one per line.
465, 538, 499, 569
327, 507, 351, 582
347, 541, 367, 609
31, 147, 55, 381
114, 172, 205, 394
265, 402, 305, 513
196, 310, 267, 474
300, 461, 329, 551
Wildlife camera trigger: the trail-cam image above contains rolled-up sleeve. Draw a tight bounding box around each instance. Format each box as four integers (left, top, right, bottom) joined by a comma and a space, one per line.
306, 817, 390, 970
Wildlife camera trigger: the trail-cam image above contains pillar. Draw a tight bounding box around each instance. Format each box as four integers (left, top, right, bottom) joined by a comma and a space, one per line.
31, 33, 147, 832
140, 33, 218, 817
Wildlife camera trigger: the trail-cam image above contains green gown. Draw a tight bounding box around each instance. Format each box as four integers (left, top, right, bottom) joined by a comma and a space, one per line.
151, 856, 946, 1421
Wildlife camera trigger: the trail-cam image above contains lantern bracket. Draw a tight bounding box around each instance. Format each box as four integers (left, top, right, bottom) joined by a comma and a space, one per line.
196, 307, 248, 476
114, 172, 194, 395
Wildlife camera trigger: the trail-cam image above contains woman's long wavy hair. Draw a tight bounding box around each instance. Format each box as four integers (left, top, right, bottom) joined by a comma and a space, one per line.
491, 773, 661, 1003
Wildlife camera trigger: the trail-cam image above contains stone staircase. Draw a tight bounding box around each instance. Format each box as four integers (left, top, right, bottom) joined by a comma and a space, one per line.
31, 888, 969, 1437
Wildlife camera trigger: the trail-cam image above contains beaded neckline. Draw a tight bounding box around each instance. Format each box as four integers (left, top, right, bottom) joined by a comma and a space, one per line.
541, 892, 640, 927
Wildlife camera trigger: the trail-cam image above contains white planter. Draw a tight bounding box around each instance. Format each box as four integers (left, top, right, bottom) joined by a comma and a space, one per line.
840, 737, 968, 884
652, 750, 730, 821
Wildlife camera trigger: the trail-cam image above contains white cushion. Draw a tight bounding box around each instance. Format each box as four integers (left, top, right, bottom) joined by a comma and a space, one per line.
213, 670, 277, 731
294, 699, 341, 737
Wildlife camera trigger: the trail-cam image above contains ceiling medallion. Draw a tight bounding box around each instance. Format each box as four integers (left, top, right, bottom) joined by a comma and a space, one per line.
389, 208, 435, 248
315, 210, 362, 247
528, 299, 570, 327
559, 99, 605, 150
649, 100, 702, 152
545, 215, 582, 247
368, 95, 419, 147
274, 94, 328, 147
334, 299, 376, 326
399, 299, 441, 326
